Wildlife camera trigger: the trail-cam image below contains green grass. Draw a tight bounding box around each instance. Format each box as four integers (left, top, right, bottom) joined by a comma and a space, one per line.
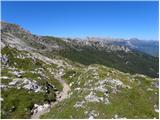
1, 46, 64, 119
1, 46, 44, 71
41, 97, 87, 119
1, 78, 12, 85
58, 46, 158, 78
21, 72, 41, 80
1, 69, 15, 84
1, 86, 57, 119
2, 46, 63, 90
41, 65, 159, 119
63, 69, 79, 84
105, 87, 158, 119
1, 88, 46, 119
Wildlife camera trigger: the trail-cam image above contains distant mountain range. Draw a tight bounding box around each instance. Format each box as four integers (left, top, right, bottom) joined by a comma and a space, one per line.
63, 37, 159, 57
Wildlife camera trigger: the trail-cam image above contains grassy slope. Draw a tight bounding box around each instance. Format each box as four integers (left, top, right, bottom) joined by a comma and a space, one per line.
1, 46, 62, 119
58, 46, 158, 78
1, 37, 159, 119
39, 36, 158, 78
41, 65, 159, 119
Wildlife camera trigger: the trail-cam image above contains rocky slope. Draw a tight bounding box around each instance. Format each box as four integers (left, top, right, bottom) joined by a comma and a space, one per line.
70, 37, 159, 57
0, 22, 159, 119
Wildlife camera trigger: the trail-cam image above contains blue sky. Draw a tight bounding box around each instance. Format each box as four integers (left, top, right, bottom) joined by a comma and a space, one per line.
1, 1, 159, 40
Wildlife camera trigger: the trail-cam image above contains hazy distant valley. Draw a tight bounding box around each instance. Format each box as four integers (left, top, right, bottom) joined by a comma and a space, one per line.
1, 22, 159, 119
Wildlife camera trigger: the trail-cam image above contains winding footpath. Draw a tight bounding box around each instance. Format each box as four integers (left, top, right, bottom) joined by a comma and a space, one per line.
31, 73, 70, 119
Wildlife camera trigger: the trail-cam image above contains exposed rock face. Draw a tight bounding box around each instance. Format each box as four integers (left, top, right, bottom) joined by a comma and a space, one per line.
1, 22, 26, 32
0, 84, 7, 89
23, 79, 42, 92
1, 55, 8, 65
74, 101, 85, 108
87, 110, 99, 119
85, 91, 101, 103
153, 80, 159, 89
8, 78, 42, 92
64, 37, 131, 53
66, 37, 158, 57
1, 32, 34, 51
11, 71, 23, 78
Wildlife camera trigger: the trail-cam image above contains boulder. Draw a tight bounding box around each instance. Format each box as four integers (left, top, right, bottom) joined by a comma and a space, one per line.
1, 55, 8, 65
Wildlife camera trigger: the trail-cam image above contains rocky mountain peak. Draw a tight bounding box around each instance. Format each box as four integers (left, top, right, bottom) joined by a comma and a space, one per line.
1, 21, 31, 35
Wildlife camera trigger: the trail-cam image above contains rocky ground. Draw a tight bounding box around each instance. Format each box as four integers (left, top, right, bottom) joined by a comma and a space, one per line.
41, 65, 159, 119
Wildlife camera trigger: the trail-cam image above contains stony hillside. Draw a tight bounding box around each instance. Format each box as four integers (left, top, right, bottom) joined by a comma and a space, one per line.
42, 65, 159, 119
78, 37, 159, 57
0, 22, 159, 119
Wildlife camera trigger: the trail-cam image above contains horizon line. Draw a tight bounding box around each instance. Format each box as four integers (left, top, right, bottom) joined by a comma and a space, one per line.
1, 20, 158, 41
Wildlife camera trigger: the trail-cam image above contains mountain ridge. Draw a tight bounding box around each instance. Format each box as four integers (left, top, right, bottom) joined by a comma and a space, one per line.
1, 21, 158, 78
1, 21, 158, 57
